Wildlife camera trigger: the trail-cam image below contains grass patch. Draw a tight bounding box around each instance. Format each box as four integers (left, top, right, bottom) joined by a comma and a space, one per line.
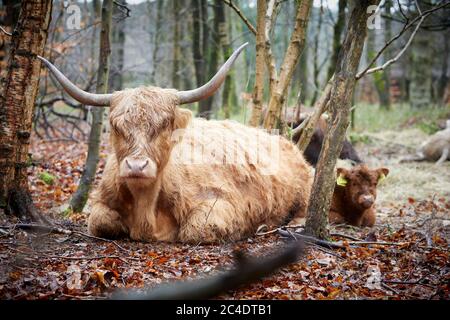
352, 103, 449, 133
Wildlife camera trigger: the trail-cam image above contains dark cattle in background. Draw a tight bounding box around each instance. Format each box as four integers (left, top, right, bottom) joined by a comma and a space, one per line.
291, 117, 362, 167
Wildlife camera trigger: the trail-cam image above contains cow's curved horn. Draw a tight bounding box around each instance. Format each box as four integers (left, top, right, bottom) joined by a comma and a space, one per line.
177, 42, 248, 105
37, 56, 112, 106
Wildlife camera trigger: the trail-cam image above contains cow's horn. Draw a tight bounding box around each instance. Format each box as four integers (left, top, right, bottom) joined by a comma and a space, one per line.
177, 42, 248, 105
37, 56, 112, 106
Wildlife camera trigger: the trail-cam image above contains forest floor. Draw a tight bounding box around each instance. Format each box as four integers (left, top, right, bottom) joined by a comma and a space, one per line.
0, 123, 449, 300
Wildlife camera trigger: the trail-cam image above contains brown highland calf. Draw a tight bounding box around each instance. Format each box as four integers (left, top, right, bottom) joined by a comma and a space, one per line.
329, 165, 389, 227
39, 44, 313, 243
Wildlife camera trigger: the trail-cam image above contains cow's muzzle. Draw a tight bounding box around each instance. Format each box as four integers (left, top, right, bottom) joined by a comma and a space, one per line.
120, 157, 157, 179
358, 194, 374, 209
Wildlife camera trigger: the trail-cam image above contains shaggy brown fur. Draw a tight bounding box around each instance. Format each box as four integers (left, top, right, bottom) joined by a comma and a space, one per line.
88, 87, 313, 243
329, 165, 389, 227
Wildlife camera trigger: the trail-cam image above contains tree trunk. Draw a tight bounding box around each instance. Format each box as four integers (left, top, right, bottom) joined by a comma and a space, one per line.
305, 0, 379, 239
109, 1, 125, 92
0, 1, 21, 81
326, 0, 346, 80
367, 30, 390, 109
409, 29, 432, 108
70, 0, 113, 213
172, 0, 181, 89
263, 0, 313, 130
248, 0, 267, 127
150, 0, 164, 83
200, 0, 220, 119
192, 0, 210, 118
310, 1, 323, 106
218, 1, 236, 118
436, 29, 449, 107
0, 0, 52, 220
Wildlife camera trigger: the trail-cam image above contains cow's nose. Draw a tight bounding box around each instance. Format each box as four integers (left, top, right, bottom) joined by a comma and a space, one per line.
360, 194, 374, 208
125, 158, 149, 173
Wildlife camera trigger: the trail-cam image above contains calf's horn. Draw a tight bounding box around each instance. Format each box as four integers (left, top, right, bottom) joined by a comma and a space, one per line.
177, 42, 248, 104
37, 56, 112, 106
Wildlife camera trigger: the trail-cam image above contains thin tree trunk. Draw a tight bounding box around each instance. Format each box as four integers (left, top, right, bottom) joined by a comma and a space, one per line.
310, 1, 323, 106
150, 0, 164, 83
326, 0, 346, 80
263, 0, 313, 130
367, 30, 390, 108
172, 0, 181, 89
0, 0, 52, 220
70, 0, 113, 213
436, 30, 449, 107
200, 0, 220, 119
305, 0, 379, 239
248, 0, 267, 127
218, 1, 235, 118
109, 1, 125, 92
193, 0, 211, 118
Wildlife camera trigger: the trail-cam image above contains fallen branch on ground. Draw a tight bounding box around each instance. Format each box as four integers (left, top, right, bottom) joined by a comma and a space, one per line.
0, 223, 130, 253
278, 229, 408, 249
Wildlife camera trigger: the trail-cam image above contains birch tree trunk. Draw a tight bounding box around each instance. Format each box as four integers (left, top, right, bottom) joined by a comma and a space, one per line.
70, 0, 113, 213
0, 0, 52, 220
305, 0, 379, 239
248, 0, 267, 127
263, 0, 312, 130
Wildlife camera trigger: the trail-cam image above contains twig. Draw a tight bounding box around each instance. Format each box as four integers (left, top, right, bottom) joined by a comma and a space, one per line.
278, 229, 407, 248
0, 25, 12, 36
45, 254, 131, 263
221, 0, 257, 35
0, 223, 130, 253
330, 232, 362, 242
381, 282, 401, 295
278, 229, 346, 249
382, 279, 436, 290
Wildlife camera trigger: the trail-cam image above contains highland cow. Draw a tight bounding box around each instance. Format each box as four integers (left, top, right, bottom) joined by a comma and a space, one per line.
329, 165, 389, 227
39, 44, 313, 243
291, 115, 362, 167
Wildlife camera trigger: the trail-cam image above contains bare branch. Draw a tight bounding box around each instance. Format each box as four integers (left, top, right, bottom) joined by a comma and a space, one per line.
221, 0, 257, 35
357, 1, 450, 79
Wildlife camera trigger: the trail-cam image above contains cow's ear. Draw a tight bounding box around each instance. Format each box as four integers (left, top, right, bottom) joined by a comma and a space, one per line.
336, 168, 348, 187
336, 167, 348, 178
174, 107, 192, 130
377, 167, 389, 182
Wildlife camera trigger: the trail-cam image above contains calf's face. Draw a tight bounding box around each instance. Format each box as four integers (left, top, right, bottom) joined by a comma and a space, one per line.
109, 88, 192, 184
336, 165, 389, 210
